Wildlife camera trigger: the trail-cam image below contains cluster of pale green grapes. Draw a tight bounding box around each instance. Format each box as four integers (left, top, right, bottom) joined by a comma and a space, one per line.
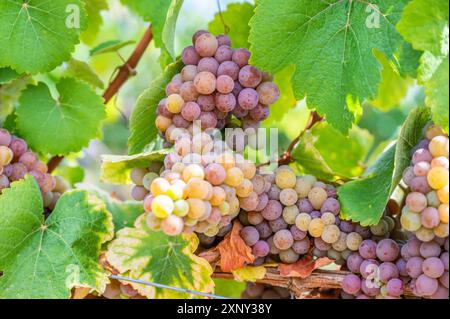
401, 124, 449, 241
130, 128, 259, 237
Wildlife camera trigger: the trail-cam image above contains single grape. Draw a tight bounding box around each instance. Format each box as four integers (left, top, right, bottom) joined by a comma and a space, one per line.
240, 226, 260, 246
194, 32, 218, 57
217, 61, 240, 80
342, 274, 361, 295
214, 45, 233, 63
238, 88, 259, 110
180, 81, 199, 102
181, 45, 201, 65
197, 57, 219, 75
359, 240, 377, 259
261, 200, 283, 221
406, 192, 428, 213
273, 229, 294, 250
239, 65, 262, 88
252, 240, 270, 257
386, 278, 404, 297
406, 257, 425, 278
232, 48, 251, 68
422, 257, 445, 278
415, 274, 439, 296
256, 82, 280, 105
347, 253, 364, 274
161, 215, 184, 236
215, 93, 236, 112
279, 248, 300, 264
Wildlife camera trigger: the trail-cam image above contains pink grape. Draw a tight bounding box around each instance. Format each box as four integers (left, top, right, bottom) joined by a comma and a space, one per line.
386, 278, 404, 297
420, 241, 441, 258
412, 148, 433, 164
342, 274, 361, 295
204, 163, 226, 185
194, 32, 218, 57
216, 75, 235, 94
238, 88, 259, 110
194, 71, 216, 95
256, 82, 280, 105
238, 65, 262, 88
199, 112, 218, 130
197, 94, 215, 111
359, 240, 377, 259
214, 45, 233, 63
421, 207, 440, 229
216, 34, 231, 46
172, 114, 190, 129
347, 253, 364, 274
217, 61, 240, 80
0, 129, 12, 146
252, 240, 270, 257
240, 226, 259, 246
269, 217, 288, 232
197, 57, 219, 75
249, 104, 269, 121
261, 200, 283, 221
406, 257, 424, 278
378, 262, 399, 283
273, 229, 294, 250
215, 93, 236, 112
9, 138, 27, 158
406, 192, 428, 213
232, 48, 251, 68
416, 274, 439, 296
422, 257, 445, 278
181, 46, 201, 65
181, 102, 201, 121
180, 81, 199, 102
255, 221, 272, 239
292, 238, 311, 254
376, 239, 400, 262
409, 176, 432, 193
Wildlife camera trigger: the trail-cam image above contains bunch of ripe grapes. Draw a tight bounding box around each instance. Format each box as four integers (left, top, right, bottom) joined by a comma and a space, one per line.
156, 30, 280, 137
400, 124, 449, 241
0, 128, 67, 210
236, 165, 395, 266
130, 127, 259, 237
341, 124, 449, 299
241, 282, 291, 299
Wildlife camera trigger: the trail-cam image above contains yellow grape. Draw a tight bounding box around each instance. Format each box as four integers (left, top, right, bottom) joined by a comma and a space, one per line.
235, 179, 253, 198
204, 225, 220, 237
228, 195, 241, 216
415, 227, 435, 242
166, 94, 184, 113
438, 204, 449, 223
321, 224, 340, 244
308, 187, 328, 210
173, 199, 189, 217
150, 178, 171, 196
295, 213, 312, 232
172, 162, 186, 174
183, 164, 205, 182
400, 211, 422, 232
236, 160, 256, 179
282, 205, 299, 225
225, 167, 244, 187
155, 115, 172, 133
434, 223, 449, 238
219, 201, 230, 215
185, 217, 198, 227
0, 146, 14, 166
321, 212, 336, 225
295, 177, 312, 198
428, 135, 449, 158
215, 152, 235, 170
437, 185, 449, 204
427, 167, 449, 190
210, 186, 226, 206
346, 232, 363, 251
151, 195, 174, 218
187, 198, 206, 219
332, 232, 347, 252
308, 218, 325, 237
425, 124, 445, 140
166, 184, 185, 201
187, 178, 212, 199
275, 168, 297, 189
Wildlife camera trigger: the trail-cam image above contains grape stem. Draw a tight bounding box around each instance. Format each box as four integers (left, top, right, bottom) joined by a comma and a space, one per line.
47, 26, 154, 173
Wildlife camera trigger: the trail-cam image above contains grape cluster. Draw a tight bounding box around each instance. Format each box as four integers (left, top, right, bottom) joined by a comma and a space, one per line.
0, 128, 65, 210
241, 282, 291, 299
236, 165, 394, 266
156, 30, 280, 137
130, 129, 258, 237
401, 124, 449, 241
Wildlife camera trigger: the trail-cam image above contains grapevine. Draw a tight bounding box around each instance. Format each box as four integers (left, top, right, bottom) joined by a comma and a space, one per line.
0, 0, 448, 303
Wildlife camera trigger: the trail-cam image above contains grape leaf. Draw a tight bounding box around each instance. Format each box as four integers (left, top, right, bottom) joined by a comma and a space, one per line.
232, 266, 266, 282
0, 0, 87, 74
0, 67, 22, 84
292, 123, 373, 181
120, 0, 183, 65
0, 176, 113, 299
77, 183, 144, 231
81, 0, 108, 45
63, 58, 104, 89
105, 215, 214, 299
0, 76, 33, 125
370, 50, 413, 111
128, 60, 183, 155
208, 2, 255, 49
338, 106, 431, 225
278, 255, 333, 278
213, 279, 246, 299
249, 0, 416, 133
90, 40, 135, 56
425, 57, 449, 133
101, 149, 170, 184
16, 78, 105, 155
397, 0, 449, 57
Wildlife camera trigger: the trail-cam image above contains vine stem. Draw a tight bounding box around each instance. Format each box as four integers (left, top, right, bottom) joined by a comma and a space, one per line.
47, 26, 154, 173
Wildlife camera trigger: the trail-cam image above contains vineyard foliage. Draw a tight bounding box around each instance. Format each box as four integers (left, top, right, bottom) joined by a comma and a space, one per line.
0, 0, 448, 299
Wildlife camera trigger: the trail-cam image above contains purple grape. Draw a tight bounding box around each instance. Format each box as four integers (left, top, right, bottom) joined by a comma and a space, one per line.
248, 104, 269, 121
0, 175, 10, 191
10, 163, 27, 181
197, 57, 219, 75
172, 114, 190, 129
386, 278, 404, 297
290, 225, 307, 241
215, 93, 236, 112
214, 45, 233, 63
232, 80, 243, 98
238, 88, 259, 110
320, 197, 341, 215
360, 279, 380, 297
440, 271, 449, 288
269, 217, 288, 232
420, 241, 442, 258
240, 226, 260, 246
232, 104, 248, 118
297, 198, 313, 213
310, 211, 321, 219
415, 274, 439, 296
181, 46, 201, 65
314, 237, 332, 251
0, 129, 12, 146
197, 94, 215, 111
339, 220, 355, 233
216, 34, 231, 46
292, 238, 310, 254
252, 240, 270, 257
402, 166, 415, 185
412, 148, 433, 164
255, 221, 272, 239
360, 259, 379, 279
254, 193, 269, 212
9, 138, 27, 158
441, 252, 449, 271
199, 112, 218, 130
355, 225, 372, 239
217, 61, 240, 80
347, 253, 364, 274
396, 258, 408, 277
378, 262, 399, 283
261, 200, 282, 221
422, 257, 445, 278
407, 237, 422, 257
409, 176, 432, 193
376, 239, 400, 262
232, 48, 250, 68
238, 65, 262, 88
181, 101, 201, 121
342, 274, 361, 295
359, 240, 377, 259
406, 257, 424, 278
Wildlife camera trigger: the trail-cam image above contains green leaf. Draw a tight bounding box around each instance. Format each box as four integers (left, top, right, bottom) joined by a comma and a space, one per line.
249, 0, 415, 133
120, 0, 183, 65
213, 279, 246, 299
397, 0, 449, 56
105, 215, 214, 299
0, 76, 33, 124
77, 184, 144, 231
101, 149, 170, 184
425, 57, 449, 132
0, 176, 114, 298
0, 0, 87, 74
370, 51, 413, 111
128, 60, 183, 154
208, 3, 255, 48
338, 106, 431, 225
264, 66, 298, 124
292, 123, 373, 181
81, 0, 108, 45
0, 67, 22, 84
63, 58, 104, 89
16, 78, 106, 155
90, 40, 135, 56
